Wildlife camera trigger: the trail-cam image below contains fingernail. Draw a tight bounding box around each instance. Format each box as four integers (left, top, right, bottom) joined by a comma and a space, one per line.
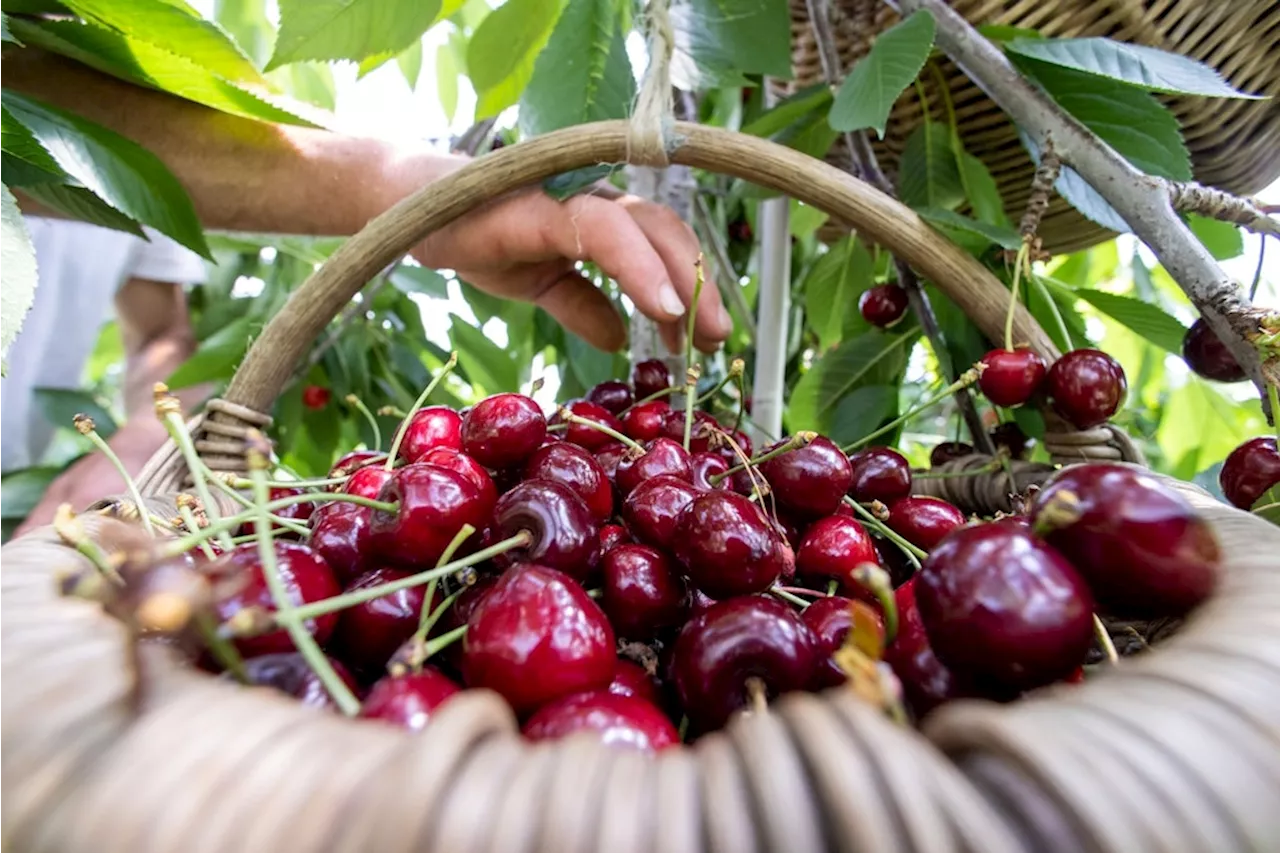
658, 282, 685, 318
717, 305, 733, 335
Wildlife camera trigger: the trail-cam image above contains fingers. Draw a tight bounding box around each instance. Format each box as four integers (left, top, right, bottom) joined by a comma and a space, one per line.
534, 270, 628, 353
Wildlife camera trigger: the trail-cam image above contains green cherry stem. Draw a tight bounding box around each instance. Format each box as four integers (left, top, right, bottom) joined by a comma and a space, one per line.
1268, 382, 1280, 442
1030, 273, 1075, 352
557, 409, 644, 453
1093, 614, 1119, 665
852, 563, 898, 645
53, 504, 125, 585
344, 394, 383, 450
74, 414, 154, 537
176, 504, 218, 560
385, 351, 458, 471
842, 366, 983, 454
709, 431, 815, 486
194, 609, 249, 684
732, 363, 748, 433
842, 497, 925, 565
619, 384, 681, 415
159, 398, 232, 551
416, 524, 477, 635
1004, 241, 1030, 352
695, 359, 744, 407
423, 624, 467, 659
770, 586, 812, 610
209, 475, 312, 536
682, 257, 706, 453
224, 475, 351, 490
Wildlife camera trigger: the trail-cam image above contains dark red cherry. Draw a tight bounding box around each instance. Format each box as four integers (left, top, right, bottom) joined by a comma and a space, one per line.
523, 442, 613, 522
593, 442, 628, 486
522, 691, 679, 751
859, 283, 909, 328
303, 384, 331, 410
358, 668, 461, 731
672, 491, 787, 599
1031, 463, 1220, 618
327, 449, 386, 485
689, 452, 731, 491
689, 588, 717, 619
461, 393, 547, 469
398, 405, 464, 462
608, 659, 662, 705
602, 544, 689, 640
710, 428, 754, 466
330, 567, 434, 675
979, 348, 1047, 408
929, 442, 974, 467
238, 652, 359, 711
1220, 436, 1280, 510
492, 480, 599, 581
660, 408, 719, 453
873, 535, 917, 588
632, 358, 672, 401
882, 578, 972, 717
989, 421, 1032, 460
552, 399, 626, 452
1182, 318, 1246, 383
1046, 348, 1127, 429
416, 446, 498, 517
616, 437, 693, 495
342, 464, 394, 499
795, 515, 880, 596
621, 400, 671, 442
308, 502, 372, 584
587, 380, 635, 414
210, 541, 341, 658
916, 519, 1094, 690
672, 596, 819, 733
435, 574, 499, 670
622, 475, 700, 551
847, 446, 912, 504
801, 596, 884, 690
599, 523, 631, 553
461, 564, 615, 714
758, 436, 853, 517
367, 464, 490, 570
886, 497, 966, 551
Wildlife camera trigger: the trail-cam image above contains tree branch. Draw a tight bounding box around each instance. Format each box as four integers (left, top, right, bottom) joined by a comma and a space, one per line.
888, 0, 1275, 418
1168, 182, 1279, 237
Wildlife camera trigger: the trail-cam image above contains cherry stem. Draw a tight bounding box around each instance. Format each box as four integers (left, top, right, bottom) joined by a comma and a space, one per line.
423, 624, 467, 659
682, 256, 706, 453
709, 431, 815, 485
75, 415, 154, 537
378, 405, 408, 420
682, 366, 700, 452
842, 498, 925, 565
1093, 614, 1119, 665
557, 409, 644, 453
775, 585, 824, 598
1029, 272, 1075, 351
586, 588, 603, 599
286, 530, 533, 622
913, 460, 1001, 480
826, 579, 839, 597
194, 608, 248, 684
546, 422, 569, 433
344, 394, 383, 450
225, 475, 351, 490
852, 563, 898, 645
695, 359, 744, 407
161, 408, 233, 551
247, 458, 361, 716
842, 366, 983, 454
770, 586, 813, 609
209, 476, 312, 536
619, 384, 680, 415
176, 504, 218, 560
415, 523, 476, 639
385, 350, 458, 471
1004, 241, 1030, 352
1269, 383, 1280, 441
745, 676, 768, 715
53, 504, 125, 585
732, 365, 747, 433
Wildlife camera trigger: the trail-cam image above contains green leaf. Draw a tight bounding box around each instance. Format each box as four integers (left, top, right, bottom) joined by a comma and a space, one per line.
829, 10, 935, 136
467, 0, 562, 116
926, 284, 991, 375
436, 39, 459, 122
671, 0, 791, 88
33, 386, 118, 439
213, 0, 273, 65
827, 385, 899, 447
397, 38, 424, 89
977, 24, 1040, 42
1028, 275, 1088, 353
268, 0, 443, 69
59, 0, 267, 85
3, 91, 211, 258
1072, 288, 1187, 354
1251, 483, 1280, 528
1012, 403, 1046, 440
390, 265, 449, 299
898, 121, 963, 210
1005, 37, 1263, 99
2, 13, 18, 44
741, 84, 831, 138
786, 328, 915, 434
1, 184, 38, 376
459, 280, 507, 324
789, 198, 829, 239
915, 206, 1021, 249
1021, 130, 1127, 233
166, 314, 254, 387
268, 62, 338, 111
1187, 214, 1243, 261
1, 466, 62, 520
1155, 379, 1265, 476
803, 237, 873, 352
449, 315, 518, 393
518, 0, 635, 138
20, 182, 146, 238
954, 149, 1008, 226
564, 330, 614, 391
2, 103, 66, 176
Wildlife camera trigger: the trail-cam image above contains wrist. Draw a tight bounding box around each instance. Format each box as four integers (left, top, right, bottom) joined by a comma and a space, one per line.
368, 144, 472, 262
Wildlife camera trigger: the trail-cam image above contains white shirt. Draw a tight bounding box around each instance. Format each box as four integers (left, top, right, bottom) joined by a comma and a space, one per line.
1, 218, 207, 471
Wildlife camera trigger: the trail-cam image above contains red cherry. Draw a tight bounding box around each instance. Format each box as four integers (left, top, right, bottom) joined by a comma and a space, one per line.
416, 447, 498, 517
602, 544, 689, 640
632, 359, 671, 401
622, 474, 700, 551
689, 452, 731, 491
398, 406, 463, 462
872, 535, 917, 589
552, 399, 626, 452
587, 380, 635, 414
492, 480, 600, 581
342, 465, 394, 499
978, 348, 1047, 408
801, 596, 884, 689
461, 393, 547, 469
689, 588, 717, 619
593, 442, 628, 486
659, 408, 719, 453
758, 436, 853, 517
929, 442, 974, 467
882, 578, 972, 717
795, 515, 880, 596
1182, 318, 1245, 383
608, 659, 662, 705
523, 442, 614, 522
238, 652, 358, 711
847, 446, 912, 503
620, 400, 671, 442
1220, 436, 1280, 510
330, 567, 433, 675
308, 502, 371, 584
672, 596, 819, 733
672, 491, 788, 599
435, 574, 499, 670
367, 463, 491, 570
522, 691, 679, 751
1031, 463, 1220, 618
599, 523, 631, 554
358, 668, 461, 731
711, 428, 753, 466
616, 437, 693, 495
859, 284, 909, 328
302, 384, 331, 410
327, 449, 386, 487
989, 422, 1032, 460
461, 564, 616, 714
916, 519, 1094, 691
210, 541, 341, 658
886, 496, 966, 551
1046, 349, 1127, 429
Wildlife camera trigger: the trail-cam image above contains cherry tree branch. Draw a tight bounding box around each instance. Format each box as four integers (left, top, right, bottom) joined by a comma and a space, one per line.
887, 0, 1276, 417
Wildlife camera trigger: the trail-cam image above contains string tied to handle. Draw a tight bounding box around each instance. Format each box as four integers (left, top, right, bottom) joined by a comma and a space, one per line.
627, 0, 676, 167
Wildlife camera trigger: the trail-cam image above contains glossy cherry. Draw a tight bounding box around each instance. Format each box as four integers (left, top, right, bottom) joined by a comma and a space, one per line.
238, 652, 359, 711
435, 574, 499, 670
802, 596, 884, 690
398, 405, 464, 462
552, 399, 627, 452
330, 567, 434, 675
416, 446, 498, 517
886, 497, 966, 551
593, 442, 628, 486
1182, 318, 1246, 383
859, 284, 909, 328
523, 442, 614, 522
929, 441, 974, 467
342, 465, 394, 500
616, 437, 693, 495
210, 541, 342, 658
368, 463, 490, 570
671, 595, 819, 733
461, 393, 547, 469
608, 659, 662, 705
1046, 348, 1127, 429
1031, 463, 1220, 618
587, 380, 634, 414
915, 519, 1094, 691
758, 436, 853, 517
711, 428, 753, 466
978, 348, 1047, 408
328, 449, 386, 484
492, 480, 599, 581
358, 668, 462, 731
308, 501, 372, 584
1220, 436, 1280, 510
672, 491, 788, 599
847, 446, 912, 504
461, 564, 616, 714
660, 408, 719, 453
882, 578, 971, 717
690, 452, 732, 491
602, 544, 689, 640
622, 474, 700, 551
599, 523, 631, 553
521, 691, 679, 752
620, 400, 672, 442
795, 515, 880, 596
632, 358, 672, 401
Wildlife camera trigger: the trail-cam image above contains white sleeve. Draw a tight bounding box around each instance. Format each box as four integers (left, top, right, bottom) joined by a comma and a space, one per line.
126, 226, 209, 285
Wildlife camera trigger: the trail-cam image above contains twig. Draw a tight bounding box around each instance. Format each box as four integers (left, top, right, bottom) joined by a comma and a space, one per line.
1168, 182, 1279, 237
693, 193, 758, 339
452, 118, 498, 156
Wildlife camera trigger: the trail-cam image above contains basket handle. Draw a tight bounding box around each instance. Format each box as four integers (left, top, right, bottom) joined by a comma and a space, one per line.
219, 120, 1058, 416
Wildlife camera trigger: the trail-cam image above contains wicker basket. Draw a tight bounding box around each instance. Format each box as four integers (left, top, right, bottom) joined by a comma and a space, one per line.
782, 0, 1280, 253
5, 121, 1280, 853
